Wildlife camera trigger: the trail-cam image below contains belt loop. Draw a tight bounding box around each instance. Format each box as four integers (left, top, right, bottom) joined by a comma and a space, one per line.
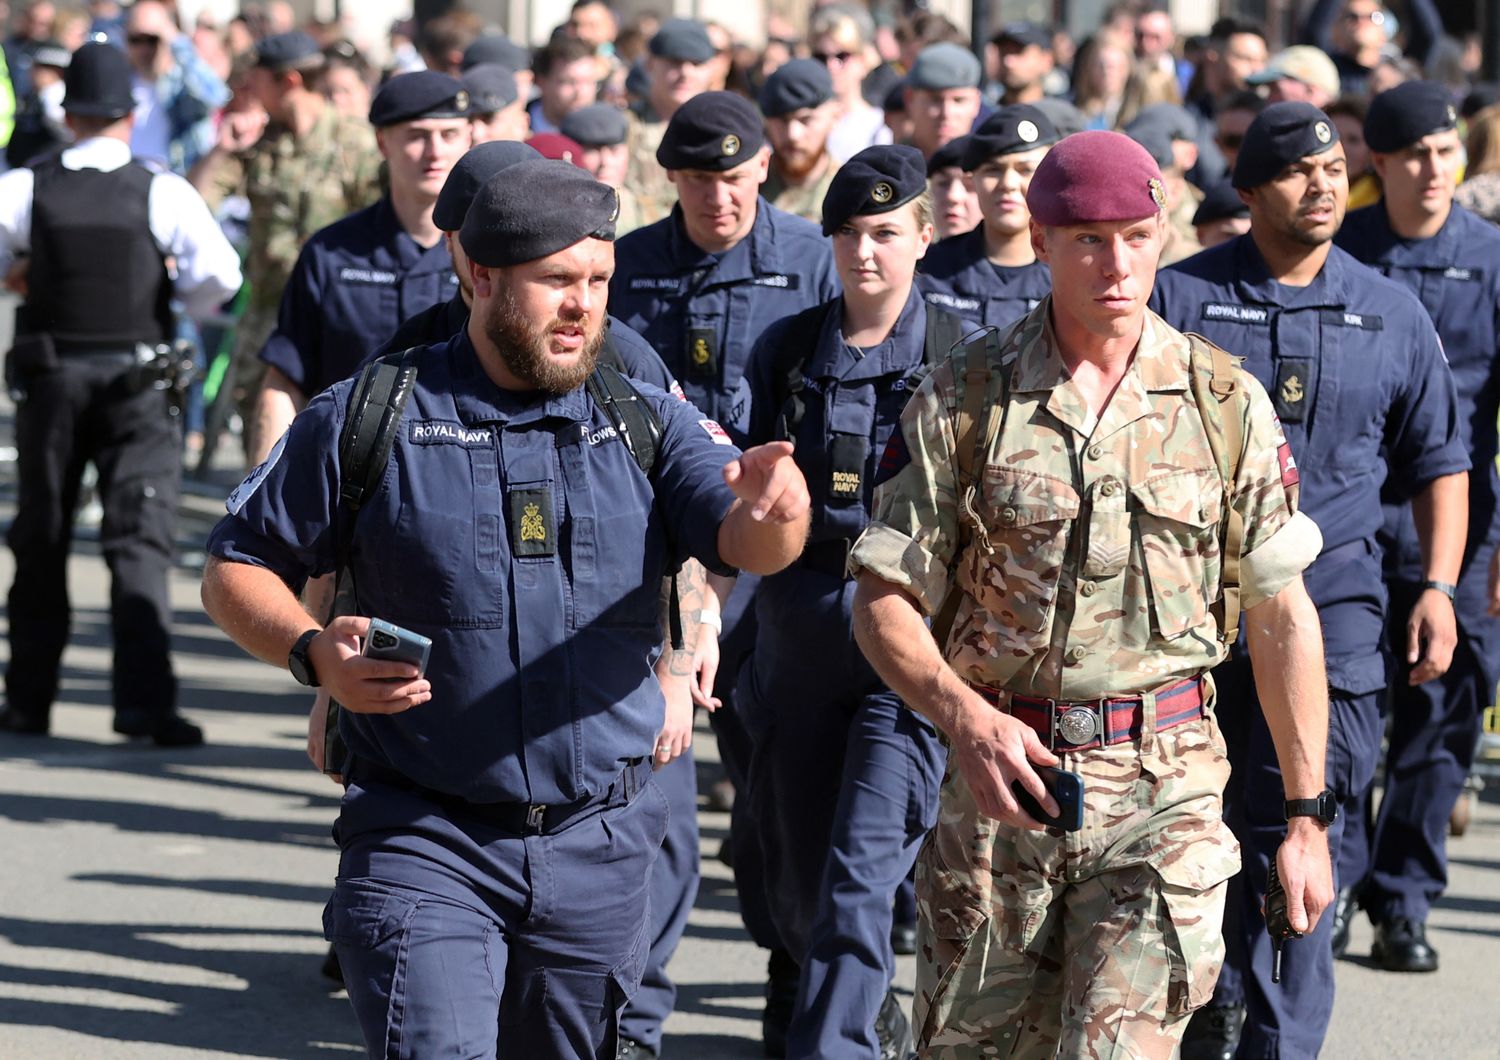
1139, 691, 1158, 756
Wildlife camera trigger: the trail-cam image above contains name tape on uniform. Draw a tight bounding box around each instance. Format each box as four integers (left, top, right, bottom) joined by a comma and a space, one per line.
338, 267, 398, 286
410, 421, 492, 447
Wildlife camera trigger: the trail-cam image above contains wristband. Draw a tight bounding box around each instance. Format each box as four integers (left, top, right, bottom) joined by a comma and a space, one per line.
1421, 579, 1457, 601
698, 609, 723, 633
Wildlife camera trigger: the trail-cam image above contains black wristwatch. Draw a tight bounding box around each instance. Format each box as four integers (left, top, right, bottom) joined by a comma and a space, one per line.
1284, 789, 1338, 826
288, 628, 321, 687
1421, 579, 1458, 601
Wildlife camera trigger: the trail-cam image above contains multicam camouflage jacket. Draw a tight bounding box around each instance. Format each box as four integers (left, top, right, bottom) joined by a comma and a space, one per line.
851, 298, 1323, 699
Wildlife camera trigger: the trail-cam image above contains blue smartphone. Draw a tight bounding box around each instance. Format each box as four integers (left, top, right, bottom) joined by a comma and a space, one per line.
362, 618, 432, 677
1011, 766, 1085, 831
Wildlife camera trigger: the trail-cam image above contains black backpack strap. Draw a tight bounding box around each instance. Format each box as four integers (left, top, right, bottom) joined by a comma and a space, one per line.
923, 306, 964, 368
598, 319, 627, 373
771, 302, 838, 441
586, 360, 663, 477
339, 346, 420, 515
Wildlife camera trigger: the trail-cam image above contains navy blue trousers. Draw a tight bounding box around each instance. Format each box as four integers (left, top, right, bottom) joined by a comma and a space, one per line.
326, 771, 667, 1060
739, 572, 943, 1059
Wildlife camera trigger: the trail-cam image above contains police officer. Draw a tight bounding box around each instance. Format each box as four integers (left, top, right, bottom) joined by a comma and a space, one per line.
850, 130, 1332, 1058
189, 30, 382, 463
0, 43, 241, 742
608, 90, 839, 1058
252, 70, 472, 464
1151, 102, 1470, 1060
1334, 81, 1500, 974
739, 145, 955, 1059
759, 58, 841, 224
917, 105, 1055, 328
202, 159, 812, 1059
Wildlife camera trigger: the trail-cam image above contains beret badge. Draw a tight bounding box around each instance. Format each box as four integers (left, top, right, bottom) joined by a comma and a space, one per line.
1148, 178, 1167, 209
1017, 119, 1039, 143
454, 90, 470, 112
1314, 120, 1332, 144
609, 189, 620, 223
722, 134, 740, 157
870, 181, 894, 204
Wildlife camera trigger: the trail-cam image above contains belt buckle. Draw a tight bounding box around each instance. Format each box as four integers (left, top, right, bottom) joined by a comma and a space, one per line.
524, 804, 547, 835
1056, 704, 1101, 748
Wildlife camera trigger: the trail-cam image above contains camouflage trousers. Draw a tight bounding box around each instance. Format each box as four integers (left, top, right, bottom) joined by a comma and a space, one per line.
914, 708, 1240, 1059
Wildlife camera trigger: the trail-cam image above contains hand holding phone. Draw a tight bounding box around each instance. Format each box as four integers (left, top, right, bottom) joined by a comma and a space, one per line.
1011, 766, 1085, 831
362, 618, 432, 677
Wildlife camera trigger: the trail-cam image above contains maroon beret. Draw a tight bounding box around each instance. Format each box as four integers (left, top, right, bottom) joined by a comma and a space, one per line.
1025, 130, 1168, 226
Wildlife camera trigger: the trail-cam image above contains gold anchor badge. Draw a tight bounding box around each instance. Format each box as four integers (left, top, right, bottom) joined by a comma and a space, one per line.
692, 337, 711, 365
1281, 375, 1304, 405
721, 134, 740, 157
870, 181, 893, 204
520, 503, 547, 543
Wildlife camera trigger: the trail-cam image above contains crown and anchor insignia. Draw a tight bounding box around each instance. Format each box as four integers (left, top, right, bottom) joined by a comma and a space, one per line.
520, 503, 547, 543
1314, 121, 1332, 144
871, 181, 894, 204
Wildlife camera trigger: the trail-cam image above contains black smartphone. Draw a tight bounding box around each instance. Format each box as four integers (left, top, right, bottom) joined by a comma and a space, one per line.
362, 618, 432, 677
1011, 766, 1085, 831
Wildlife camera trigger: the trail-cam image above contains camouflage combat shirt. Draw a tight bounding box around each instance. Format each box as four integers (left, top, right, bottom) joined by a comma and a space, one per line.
851, 298, 1323, 699
762, 156, 841, 225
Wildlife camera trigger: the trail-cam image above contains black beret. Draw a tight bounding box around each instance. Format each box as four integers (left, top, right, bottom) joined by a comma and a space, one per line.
1031, 98, 1086, 139
927, 134, 969, 175
961, 105, 1058, 170
460, 159, 619, 267
463, 34, 530, 73
63, 41, 133, 119
1365, 81, 1458, 154
624, 59, 650, 101
882, 79, 906, 113
434, 141, 542, 232
649, 19, 716, 63
1192, 179, 1250, 226
1232, 101, 1339, 189
462, 63, 518, 115
1125, 103, 1198, 143
657, 91, 765, 171
994, 22, 1052, 51
254, 30, 321, 72
907, 43, 981, 91
759, 58, 833, 118
562, 103, 629, 146
821, 144, 928, 235
1126, 124, 1175, 170
369, 70, 471, 127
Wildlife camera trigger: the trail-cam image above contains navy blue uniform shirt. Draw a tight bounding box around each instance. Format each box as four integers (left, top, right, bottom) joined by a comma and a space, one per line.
1151, 235, 1468, 693
1336, 202, 1500, 583
260, 196, 459, 396
608, 198, 840, 442
365, 291, 680, 394
746, 285, 975, 558
916, 225, 1051, 328
210, 329, 742, 805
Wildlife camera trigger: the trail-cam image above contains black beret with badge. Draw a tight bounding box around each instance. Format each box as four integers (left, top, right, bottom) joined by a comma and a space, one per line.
561, 102, 629, 147
649, 18, 717, 63
369, 70, 471, 128
254, 30, 322, 72
927, 134, 969, 175
462, 63, 518, 115
1365, 81, 1459, 154
961, 104, 1059, 171
1192, 179, 1250, 226
1232, 101, 1339, 190
759, 58, 833, 118
821, 144, 927, 236
434, 141, 543, 232
656, 90, 765, 171
460, 159, 619, 268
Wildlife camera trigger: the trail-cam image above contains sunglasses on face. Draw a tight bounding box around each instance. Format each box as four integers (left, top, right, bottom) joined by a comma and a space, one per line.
127, 33, 160, 47
814, 50, 855, 66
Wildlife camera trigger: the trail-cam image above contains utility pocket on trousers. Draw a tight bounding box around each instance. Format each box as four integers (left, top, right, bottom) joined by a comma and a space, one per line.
1150, 843, 1239, 1014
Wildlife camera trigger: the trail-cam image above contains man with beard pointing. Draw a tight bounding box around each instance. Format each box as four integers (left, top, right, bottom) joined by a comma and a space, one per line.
200, 158, 812, 1059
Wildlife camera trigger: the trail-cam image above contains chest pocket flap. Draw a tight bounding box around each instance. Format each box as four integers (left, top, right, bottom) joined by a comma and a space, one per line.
1131, 469, 1224, 639
976, 467, 1081, 636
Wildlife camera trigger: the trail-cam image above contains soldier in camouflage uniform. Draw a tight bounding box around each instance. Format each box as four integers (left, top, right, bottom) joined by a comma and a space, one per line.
625, 19, 717, 227
189, 31, 381, 462
848, 131, 1335, 1058
758, 59, 841, 225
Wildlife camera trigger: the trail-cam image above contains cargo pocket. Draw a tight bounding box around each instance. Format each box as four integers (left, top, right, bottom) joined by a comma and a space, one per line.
1149, 842, 1240, 1015
1133, 469, 1222, 640
970, 467, 1080, 653
323, 880, 424, 1057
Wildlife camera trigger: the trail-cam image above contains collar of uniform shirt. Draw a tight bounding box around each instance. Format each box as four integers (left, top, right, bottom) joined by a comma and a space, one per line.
666, 196, 784, 283
1232, 232, 1352, 310
60, 135, 135, 173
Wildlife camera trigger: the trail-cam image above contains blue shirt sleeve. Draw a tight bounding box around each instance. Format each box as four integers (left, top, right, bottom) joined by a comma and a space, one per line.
744, 314, 796, 447
207, 385, 350, 585
259, 241, 325, 390
1384, 310, 1471, 497
647, 388, 744, 575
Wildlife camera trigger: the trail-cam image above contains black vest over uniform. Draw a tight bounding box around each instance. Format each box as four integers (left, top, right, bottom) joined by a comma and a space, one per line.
27, 157, 172, 351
